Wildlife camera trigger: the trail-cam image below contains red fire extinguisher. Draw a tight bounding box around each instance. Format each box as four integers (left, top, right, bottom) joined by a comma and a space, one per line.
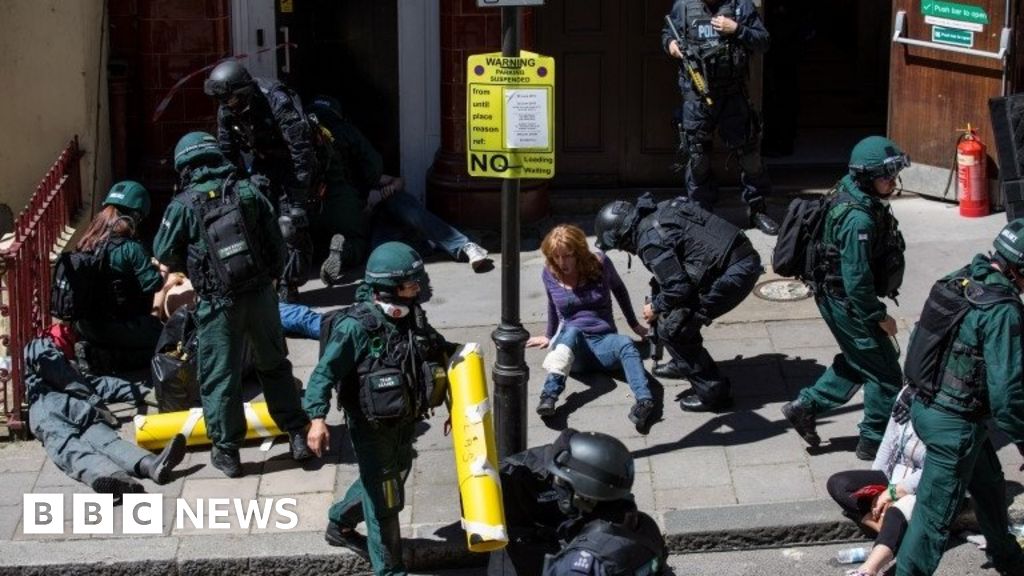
957, 124, 989, 217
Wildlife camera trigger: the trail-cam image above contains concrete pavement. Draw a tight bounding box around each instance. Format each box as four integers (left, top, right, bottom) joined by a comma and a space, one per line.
1, 193, 1022, 575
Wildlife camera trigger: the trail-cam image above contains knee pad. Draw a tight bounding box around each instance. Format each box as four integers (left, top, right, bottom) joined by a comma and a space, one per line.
542, 343, 575, 377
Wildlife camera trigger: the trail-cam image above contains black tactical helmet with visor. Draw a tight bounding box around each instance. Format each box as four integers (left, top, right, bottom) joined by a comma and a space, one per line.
547, 429, 635, 515
204, 60, 256, 111
594, 200, 639, 253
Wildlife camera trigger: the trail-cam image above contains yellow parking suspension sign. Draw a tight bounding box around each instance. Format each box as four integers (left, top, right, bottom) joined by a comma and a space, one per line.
466, 51, 555, 179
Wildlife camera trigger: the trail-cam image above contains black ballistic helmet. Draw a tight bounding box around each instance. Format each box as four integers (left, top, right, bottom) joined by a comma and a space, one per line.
204, 60, 254, 100
594, 200, 637, 252
548, 430, 634, 502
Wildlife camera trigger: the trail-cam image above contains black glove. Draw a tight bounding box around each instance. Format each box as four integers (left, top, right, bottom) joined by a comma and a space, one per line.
891, 386, 916, 425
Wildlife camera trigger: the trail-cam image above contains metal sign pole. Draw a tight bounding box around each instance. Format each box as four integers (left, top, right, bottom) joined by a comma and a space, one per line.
491, 5, 529, 459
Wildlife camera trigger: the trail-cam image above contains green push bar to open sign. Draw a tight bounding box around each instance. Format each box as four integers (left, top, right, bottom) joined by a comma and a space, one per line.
932, 26, 974, 48
921, 0, 989, 25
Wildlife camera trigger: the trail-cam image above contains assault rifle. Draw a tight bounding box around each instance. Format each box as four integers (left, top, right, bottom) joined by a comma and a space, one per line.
664, 15, 713, 107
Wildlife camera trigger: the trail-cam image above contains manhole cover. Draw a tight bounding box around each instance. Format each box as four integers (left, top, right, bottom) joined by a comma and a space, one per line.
754, 279, 812, 302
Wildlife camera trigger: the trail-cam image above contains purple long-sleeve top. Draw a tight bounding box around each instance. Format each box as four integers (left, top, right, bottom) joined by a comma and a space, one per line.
542, 252, 640, 338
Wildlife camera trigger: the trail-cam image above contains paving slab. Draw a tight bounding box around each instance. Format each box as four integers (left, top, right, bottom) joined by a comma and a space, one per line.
2, 196, 1022, 574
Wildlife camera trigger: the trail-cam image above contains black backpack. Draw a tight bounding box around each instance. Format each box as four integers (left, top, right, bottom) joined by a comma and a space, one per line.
50, 237, 125, 322
904, 271, 1020, 400
185, 177, 268, 298
772, 189, 865, 281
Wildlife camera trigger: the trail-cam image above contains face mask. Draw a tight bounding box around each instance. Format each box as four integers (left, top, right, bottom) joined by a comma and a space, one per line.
375, 300, 410, 319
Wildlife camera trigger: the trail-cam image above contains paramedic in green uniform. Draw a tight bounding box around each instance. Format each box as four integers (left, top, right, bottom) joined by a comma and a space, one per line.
73, 180, 167, 371
305, 241, 454, 576
895, 221, 1024, 576
153, 132, 311, 478
782, 136, 908, 461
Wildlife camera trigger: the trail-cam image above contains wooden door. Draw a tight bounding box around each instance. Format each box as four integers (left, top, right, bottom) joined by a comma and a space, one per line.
537, 0, 623, 188
889, 0, 1011, 169
622, 0, 680, 184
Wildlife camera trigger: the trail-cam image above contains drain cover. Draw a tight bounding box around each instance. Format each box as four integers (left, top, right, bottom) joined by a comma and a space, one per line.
754, 279, 811, 302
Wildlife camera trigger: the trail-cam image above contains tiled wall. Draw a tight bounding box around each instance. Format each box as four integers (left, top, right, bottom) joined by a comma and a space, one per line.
438, 0, 534, 154
109, 0, 231, 191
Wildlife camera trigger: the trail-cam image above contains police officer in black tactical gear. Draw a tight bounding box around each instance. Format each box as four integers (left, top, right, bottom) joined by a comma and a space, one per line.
204, 59, 317, 302
488, 429, 667, 576
663, 0, 778, 236
595, 194, 762, 412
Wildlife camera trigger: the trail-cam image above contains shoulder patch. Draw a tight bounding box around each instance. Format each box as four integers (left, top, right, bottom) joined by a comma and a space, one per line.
569, 550, 594, 574
857, 231, 869, 242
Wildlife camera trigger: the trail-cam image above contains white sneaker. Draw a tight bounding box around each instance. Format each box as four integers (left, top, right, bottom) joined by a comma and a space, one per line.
461, 242, 490, 272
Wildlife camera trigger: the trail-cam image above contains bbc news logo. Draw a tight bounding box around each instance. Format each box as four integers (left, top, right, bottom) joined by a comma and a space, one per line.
23, 494, 298, 534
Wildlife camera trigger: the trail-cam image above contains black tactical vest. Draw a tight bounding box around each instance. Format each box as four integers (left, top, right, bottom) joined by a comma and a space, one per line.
542, 513, 665, 576
681, 0, 748, 88
637, 197, 742, 290
329, 303, 448, 425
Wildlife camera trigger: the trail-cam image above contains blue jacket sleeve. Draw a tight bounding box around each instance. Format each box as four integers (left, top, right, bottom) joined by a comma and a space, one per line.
734, 0, 770, 53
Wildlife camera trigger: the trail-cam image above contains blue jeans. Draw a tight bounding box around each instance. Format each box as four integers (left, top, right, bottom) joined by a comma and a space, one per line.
278, 303, 322, 340
371, 191, 469, 260
541, 326, 651, 401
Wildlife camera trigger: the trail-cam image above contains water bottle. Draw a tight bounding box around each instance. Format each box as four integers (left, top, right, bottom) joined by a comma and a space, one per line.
835, 546, 869, 564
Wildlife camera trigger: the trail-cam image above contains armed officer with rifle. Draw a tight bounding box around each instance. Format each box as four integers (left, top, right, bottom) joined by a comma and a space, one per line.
662, 0, 778, 236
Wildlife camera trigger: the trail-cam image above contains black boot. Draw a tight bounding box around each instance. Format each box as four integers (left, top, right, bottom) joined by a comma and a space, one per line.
628, 399, 656, 433
138, 433, 187, 484
325, 521, 370, 559
855, 437, 881, 461
747, 201, 779, 236
289, 428, 313, 461
781, 400, 820, 447
652, 361, 688, 380
536, 395, 557, 417
679, 390, 733, 413
210, 445, 243, 478
91, 472, 145, 505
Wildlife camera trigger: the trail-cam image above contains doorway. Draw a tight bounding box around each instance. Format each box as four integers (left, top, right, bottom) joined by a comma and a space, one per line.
534, 0, 892, 188
252, 0, 402, 172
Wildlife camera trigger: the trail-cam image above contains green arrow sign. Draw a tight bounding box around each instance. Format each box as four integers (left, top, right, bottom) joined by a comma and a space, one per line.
921, 1, 989, 25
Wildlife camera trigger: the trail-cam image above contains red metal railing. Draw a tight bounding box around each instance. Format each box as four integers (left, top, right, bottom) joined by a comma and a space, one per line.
0, 137, 83, 436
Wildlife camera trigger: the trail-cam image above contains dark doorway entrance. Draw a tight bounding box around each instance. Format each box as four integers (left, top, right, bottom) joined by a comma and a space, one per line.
762, 0, 891, 170
535, 0, 891, 188
276, 0, 401, 172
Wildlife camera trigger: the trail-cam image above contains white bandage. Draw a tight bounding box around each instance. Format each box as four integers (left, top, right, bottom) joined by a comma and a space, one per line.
542, 343, 574, 377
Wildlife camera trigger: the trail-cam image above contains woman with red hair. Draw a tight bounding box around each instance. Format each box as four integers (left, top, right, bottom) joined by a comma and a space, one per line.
527, 224, 656, 432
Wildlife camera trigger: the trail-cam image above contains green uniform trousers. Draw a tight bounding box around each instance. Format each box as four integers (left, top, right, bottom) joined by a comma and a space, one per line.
329, 415, 416, 576
311, 180, 368, 268
195, 284, 308, 450
797, 296, 902, 443
896, 402, 1024, 575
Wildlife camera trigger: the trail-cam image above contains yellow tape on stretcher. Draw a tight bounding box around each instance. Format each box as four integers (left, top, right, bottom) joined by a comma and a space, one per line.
132, 401, 284, 450
448, 343, 508, 552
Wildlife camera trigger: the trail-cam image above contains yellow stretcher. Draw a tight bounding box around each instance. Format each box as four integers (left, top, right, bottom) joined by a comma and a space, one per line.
133, 401, 283, 451
448, 343, 508, 552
